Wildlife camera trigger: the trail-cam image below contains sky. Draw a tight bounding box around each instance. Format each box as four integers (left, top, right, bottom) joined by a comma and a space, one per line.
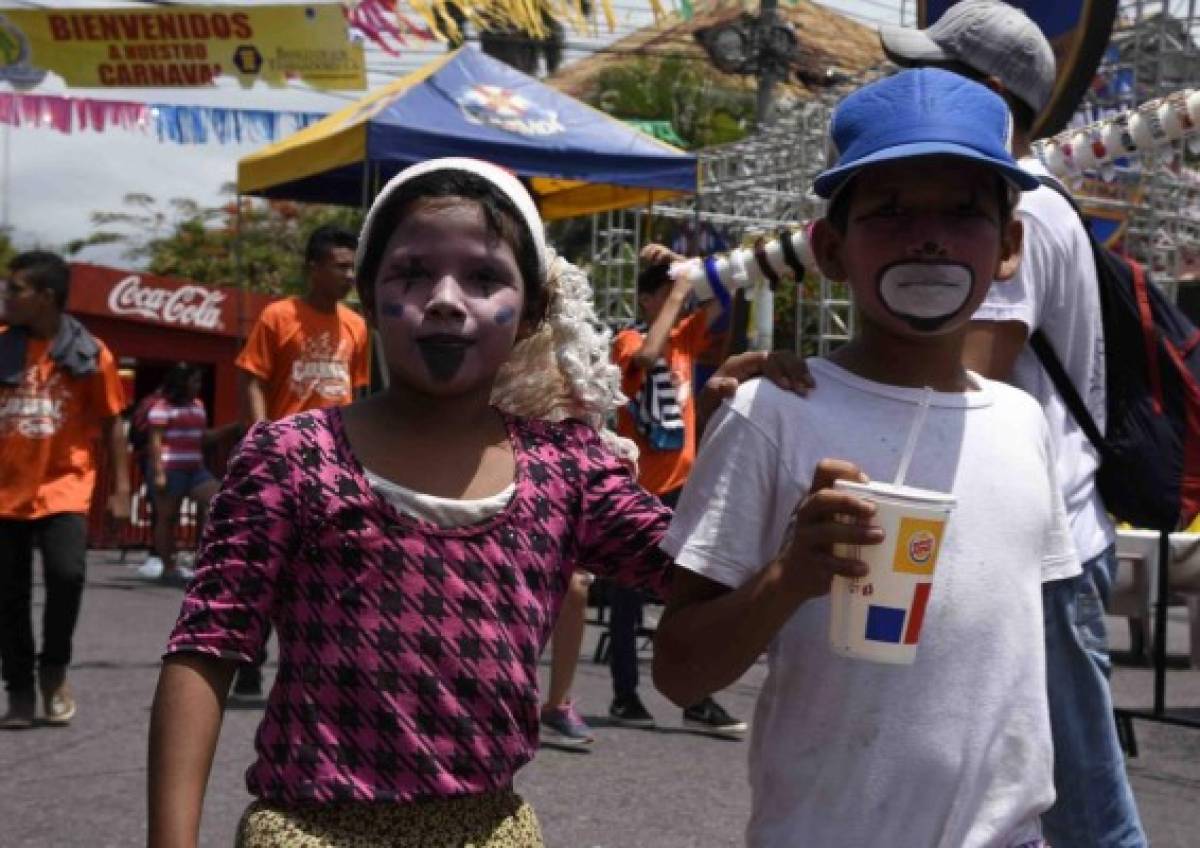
0, 0, 903, 267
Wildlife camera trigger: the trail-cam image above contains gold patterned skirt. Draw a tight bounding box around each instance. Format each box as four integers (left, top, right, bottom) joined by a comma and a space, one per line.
235, 790, 544, 848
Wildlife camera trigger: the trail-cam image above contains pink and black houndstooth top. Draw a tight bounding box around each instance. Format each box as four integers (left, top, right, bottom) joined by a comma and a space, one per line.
165, 407, 672, 806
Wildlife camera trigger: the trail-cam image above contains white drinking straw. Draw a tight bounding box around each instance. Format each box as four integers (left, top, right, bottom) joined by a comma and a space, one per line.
894, 387, 934, 487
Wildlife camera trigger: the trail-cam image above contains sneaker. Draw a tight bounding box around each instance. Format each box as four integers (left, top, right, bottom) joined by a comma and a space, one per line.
0, 689, 36, 730
38, 666, 76, 726
608, 694, 656, 728
136, 555, 165, 580
682, 696, 747, 738
540, 701, 595, 748
232, 665, 263, 698
160, 565, 195, 587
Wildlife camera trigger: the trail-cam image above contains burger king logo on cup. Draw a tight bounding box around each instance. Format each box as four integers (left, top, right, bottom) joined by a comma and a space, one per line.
908, 530, 936, 564
893, 517, 946, 574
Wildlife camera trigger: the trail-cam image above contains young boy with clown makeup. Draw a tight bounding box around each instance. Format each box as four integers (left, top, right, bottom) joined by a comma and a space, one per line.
652, 68, 1077, 847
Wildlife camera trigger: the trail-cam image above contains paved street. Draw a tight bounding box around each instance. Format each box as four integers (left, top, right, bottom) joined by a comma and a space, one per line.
2, 550, 1199, 846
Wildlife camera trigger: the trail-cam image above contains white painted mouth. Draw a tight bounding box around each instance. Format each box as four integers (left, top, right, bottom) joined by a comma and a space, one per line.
878, 261, 974, 320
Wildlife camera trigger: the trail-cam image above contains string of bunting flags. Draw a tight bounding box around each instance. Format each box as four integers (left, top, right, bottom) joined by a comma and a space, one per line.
0, 92, 326, 145
0, 90, 691, 149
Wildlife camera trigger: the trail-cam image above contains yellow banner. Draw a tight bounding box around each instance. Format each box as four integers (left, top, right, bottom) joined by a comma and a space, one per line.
0, 5, 365, 90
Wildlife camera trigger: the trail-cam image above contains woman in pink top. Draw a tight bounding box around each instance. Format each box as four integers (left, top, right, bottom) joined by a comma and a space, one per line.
145, 364, 218, 586
148, 159, 686, 847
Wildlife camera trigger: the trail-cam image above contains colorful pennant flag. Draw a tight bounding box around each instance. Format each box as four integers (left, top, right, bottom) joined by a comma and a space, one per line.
0, 92, 325, 145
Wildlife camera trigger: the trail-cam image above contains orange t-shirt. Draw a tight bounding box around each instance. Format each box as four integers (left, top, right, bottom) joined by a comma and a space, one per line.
235, 297, 370, 421
0, 332, 126, 518
613, 311, 711, 496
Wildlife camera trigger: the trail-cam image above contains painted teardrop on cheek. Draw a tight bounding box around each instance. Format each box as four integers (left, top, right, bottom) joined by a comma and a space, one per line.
495, 305, 516, 326
380, 302, 404, 319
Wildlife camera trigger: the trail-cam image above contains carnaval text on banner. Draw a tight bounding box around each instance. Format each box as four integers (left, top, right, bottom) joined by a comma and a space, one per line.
0, 5, 366, 91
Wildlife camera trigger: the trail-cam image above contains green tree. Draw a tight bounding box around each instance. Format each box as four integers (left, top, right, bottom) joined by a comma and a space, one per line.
69, 186, 362, 297
589, 56, 754, 150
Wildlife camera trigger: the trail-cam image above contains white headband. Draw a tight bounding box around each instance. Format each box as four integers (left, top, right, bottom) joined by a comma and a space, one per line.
355, 157, 548, 284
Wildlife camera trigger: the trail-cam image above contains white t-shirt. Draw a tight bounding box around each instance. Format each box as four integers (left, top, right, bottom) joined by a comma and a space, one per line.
973, 157, 1114, 563
663, 361, 1077, 848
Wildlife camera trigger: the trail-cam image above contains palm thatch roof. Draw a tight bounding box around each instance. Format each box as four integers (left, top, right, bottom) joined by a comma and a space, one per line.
549, 0, 886, 101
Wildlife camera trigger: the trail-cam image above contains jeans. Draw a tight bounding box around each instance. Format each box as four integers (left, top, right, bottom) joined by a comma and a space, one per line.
1041, 546, 1147, 848
0, 514, 88, 693
609, 487, 679, 701
1076, 544, 1118, 677
609, 583, 647, 700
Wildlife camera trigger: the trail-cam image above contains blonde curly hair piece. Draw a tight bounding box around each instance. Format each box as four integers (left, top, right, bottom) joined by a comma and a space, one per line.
491, 248, 639, 468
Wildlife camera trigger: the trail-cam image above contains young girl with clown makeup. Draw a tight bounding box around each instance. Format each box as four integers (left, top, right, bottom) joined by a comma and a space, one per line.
143, 158, 664, 845
146, 158, 801, 847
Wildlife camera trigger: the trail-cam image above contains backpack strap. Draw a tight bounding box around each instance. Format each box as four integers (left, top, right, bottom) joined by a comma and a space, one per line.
1029, 330, 1108, 455
1027, 174, 1110, 456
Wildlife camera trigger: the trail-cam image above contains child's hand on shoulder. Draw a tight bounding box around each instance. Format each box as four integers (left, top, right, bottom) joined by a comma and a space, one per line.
706, 350, 814, 400
776, 459, 882, 601
697, 350, 815, 436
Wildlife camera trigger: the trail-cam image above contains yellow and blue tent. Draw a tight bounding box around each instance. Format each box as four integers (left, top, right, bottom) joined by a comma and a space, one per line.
237, 46, 697, 220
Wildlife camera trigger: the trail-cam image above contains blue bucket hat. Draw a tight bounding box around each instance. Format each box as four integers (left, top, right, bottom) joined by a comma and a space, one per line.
813, 67, 1039, 200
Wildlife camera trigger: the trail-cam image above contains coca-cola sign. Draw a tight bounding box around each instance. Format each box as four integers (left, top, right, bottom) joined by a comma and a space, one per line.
106, 275, 227, 331
67, 262, 276, 340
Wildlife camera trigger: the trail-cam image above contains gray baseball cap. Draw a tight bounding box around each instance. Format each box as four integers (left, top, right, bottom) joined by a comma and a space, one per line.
879, 0, 1057, 115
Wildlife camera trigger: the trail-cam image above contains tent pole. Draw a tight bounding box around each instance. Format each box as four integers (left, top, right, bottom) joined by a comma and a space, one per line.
234, 193, 245, 343
232, 192, 249, 421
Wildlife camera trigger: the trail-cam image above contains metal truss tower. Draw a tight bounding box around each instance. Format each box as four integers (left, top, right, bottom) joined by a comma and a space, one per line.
590, 95, 857, 354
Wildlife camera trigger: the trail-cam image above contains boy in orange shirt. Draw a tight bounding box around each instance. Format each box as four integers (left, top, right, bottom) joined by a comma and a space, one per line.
606, 245, 746, 735
236, 225, 370, 423
0, 251, 130, 729
232, 225, 369, 696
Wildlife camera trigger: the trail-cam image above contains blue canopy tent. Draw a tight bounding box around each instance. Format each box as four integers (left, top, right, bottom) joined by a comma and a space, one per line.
237, 46, 698, 219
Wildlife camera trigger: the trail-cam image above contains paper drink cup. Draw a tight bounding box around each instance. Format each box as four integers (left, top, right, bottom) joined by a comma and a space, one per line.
828, 480, 955, 665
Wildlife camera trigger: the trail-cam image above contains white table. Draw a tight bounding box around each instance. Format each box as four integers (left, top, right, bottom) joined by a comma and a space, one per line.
1114, 528, 1200, 667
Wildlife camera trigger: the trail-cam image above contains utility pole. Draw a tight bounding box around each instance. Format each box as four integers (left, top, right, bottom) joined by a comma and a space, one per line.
755, 0, 781, 127
695, 1, 797, 130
